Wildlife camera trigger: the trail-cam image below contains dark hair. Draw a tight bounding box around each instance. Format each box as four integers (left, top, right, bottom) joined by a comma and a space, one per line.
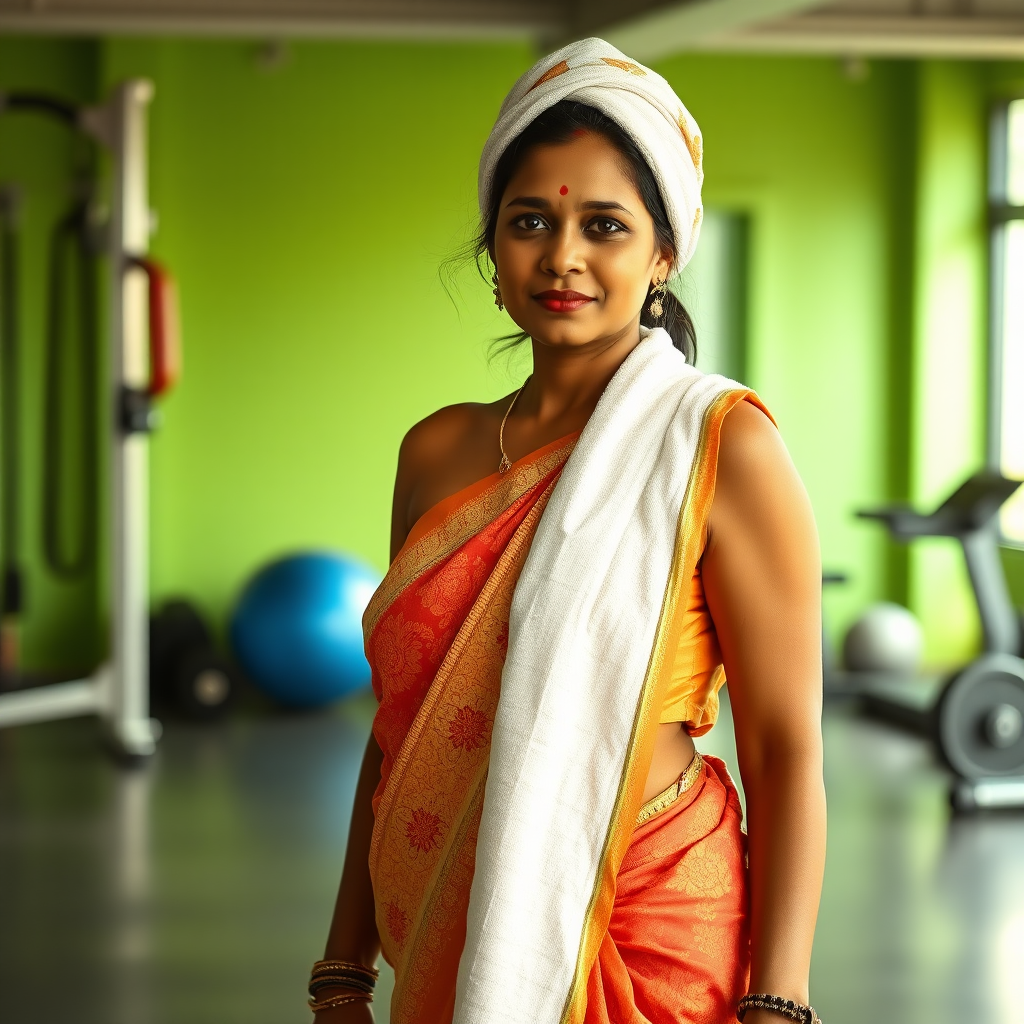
476, 99, 697, 363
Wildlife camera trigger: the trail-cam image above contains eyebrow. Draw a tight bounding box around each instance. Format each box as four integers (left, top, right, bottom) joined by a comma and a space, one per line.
505, 195, 635, 216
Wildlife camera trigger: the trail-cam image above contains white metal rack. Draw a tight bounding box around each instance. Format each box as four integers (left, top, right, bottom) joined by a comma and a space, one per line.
0, 80, 161, 758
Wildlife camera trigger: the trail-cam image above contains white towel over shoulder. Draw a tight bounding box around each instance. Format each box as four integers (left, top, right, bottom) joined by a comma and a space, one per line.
453, 326, 747, 1024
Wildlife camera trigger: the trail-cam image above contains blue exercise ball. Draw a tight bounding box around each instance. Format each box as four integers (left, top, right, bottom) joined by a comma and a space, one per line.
230, 551, 383, 708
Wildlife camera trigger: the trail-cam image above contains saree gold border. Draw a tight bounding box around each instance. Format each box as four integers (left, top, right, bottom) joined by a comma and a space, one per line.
635, 750, 704, 826
369, 478, 560, 876
390, 769, 488, 1023
559, 389, 760, 1024
364, 438, 578, 638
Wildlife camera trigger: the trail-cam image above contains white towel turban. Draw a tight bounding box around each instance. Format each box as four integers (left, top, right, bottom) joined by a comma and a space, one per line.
478, 37, 704, 277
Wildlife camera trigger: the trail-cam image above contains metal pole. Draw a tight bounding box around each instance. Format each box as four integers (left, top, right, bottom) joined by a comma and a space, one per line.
98, 80, 158, 758
961, 528, 1021, 656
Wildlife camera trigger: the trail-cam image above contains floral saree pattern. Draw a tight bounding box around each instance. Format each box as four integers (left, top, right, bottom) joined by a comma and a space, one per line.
364, 436, 577, 1023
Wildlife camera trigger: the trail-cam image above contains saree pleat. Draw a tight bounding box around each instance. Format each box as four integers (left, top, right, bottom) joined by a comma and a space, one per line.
585, 755, 749, 1024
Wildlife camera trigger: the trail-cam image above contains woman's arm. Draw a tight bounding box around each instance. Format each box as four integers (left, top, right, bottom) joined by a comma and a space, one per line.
314, 436, 422, 1021
701, 400, 827, 1019
313, 734, 384, 1022
322, 735, 385, 968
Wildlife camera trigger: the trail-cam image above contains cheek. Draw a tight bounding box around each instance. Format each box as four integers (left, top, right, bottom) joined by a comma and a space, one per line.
494, 237, 530, 280
594, 247, 655, 301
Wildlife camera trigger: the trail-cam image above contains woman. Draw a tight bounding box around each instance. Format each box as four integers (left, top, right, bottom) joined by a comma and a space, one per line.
311, 38, 826, 1024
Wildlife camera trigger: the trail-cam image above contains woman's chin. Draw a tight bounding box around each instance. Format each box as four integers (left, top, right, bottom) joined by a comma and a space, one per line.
524, 320, 639, 351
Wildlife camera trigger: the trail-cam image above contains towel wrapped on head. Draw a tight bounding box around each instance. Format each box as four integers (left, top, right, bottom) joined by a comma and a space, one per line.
478, 36, 704, 277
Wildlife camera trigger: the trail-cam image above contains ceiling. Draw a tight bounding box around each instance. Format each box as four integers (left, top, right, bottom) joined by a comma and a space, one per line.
0, 0, 1022, 59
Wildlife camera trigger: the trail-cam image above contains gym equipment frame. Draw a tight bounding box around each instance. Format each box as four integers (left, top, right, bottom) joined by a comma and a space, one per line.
0, 80, 179, 758
857, 471, 1024, 812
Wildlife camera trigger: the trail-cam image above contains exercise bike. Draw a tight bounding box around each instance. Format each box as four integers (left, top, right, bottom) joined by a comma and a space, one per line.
853, 470, 1024, 811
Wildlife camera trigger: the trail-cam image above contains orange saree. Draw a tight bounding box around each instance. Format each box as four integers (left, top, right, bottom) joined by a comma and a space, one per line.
364, 432, 749, 1024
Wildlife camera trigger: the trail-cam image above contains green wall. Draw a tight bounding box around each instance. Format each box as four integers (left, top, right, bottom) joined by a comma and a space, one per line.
903, 61, 1024, 662
0, 38, 102, 674
2, 36, 1022, 674
907, 62, 989, 664
101, 38, 537, 638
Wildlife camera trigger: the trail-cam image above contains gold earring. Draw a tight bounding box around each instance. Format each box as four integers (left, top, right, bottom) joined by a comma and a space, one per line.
648, 279, 667, 319
492, 271, 504, 312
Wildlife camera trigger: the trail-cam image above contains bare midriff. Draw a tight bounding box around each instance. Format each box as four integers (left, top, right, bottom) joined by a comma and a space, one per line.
645, 723, 697, 802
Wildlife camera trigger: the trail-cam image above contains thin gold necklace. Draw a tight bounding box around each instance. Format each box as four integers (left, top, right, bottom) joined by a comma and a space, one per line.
498, 377, 531, 473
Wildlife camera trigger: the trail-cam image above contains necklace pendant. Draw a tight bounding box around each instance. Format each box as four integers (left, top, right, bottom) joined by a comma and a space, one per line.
497, 376, 529, 477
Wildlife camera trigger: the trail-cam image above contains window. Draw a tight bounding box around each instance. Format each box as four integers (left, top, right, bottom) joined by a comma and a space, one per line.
991, 99, 1024, 543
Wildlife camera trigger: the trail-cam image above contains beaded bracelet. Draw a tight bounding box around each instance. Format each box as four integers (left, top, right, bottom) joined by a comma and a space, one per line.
737, 993, 822, 1024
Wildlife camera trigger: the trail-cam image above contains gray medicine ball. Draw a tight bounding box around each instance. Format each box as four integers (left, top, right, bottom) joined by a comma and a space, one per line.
843, 602, 924, 674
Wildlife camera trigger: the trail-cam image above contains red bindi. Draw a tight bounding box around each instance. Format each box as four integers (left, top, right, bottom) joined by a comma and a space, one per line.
559, 185, 569, 196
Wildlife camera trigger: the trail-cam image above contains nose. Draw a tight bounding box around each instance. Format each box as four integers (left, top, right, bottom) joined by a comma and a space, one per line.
540, 223, 585, 278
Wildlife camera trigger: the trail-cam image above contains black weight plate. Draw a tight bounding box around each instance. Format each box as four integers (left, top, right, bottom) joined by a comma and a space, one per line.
937, 654, 1024, 778
150, 599, 214, 698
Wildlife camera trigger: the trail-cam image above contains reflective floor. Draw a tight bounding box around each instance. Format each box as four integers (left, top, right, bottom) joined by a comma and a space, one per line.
1, 693, 1023, 1024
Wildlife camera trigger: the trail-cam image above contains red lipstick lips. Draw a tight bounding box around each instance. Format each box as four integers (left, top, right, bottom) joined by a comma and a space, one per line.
533, 290, 595, 313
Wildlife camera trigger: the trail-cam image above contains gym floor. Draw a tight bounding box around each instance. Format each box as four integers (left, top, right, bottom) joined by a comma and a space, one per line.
1, 692, 1023, 1024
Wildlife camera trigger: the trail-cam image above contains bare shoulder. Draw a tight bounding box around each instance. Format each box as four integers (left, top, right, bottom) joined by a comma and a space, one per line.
390, 399, 506, 556
708, 397, 818, 559
716, 398, 787, 483
400, 403, 486, 463
397, 401, 500, 479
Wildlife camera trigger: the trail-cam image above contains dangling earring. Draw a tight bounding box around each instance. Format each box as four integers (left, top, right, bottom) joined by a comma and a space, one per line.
648, 278, 667, 319
492, 271, 504, 312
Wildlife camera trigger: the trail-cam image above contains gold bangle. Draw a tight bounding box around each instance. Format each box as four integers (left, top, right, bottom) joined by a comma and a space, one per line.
309, 958, 379, 1003
310, 970, 376, 984
309, 981, 375, 999
312, 959, 379, 980
309, 992, 372, 1013
313, 959, 379, 974
310, 972, 376, 987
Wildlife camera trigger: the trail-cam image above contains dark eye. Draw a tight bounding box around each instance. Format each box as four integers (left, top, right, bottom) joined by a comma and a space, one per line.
513, 213, 548, 231
587, 217, 626, 235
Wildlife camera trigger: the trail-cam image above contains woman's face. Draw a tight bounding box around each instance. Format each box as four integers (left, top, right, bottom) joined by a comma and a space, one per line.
492, 130, 671, 352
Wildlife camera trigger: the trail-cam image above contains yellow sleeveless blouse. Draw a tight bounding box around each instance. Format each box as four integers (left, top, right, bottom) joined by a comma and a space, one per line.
660, 556, 724, 733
